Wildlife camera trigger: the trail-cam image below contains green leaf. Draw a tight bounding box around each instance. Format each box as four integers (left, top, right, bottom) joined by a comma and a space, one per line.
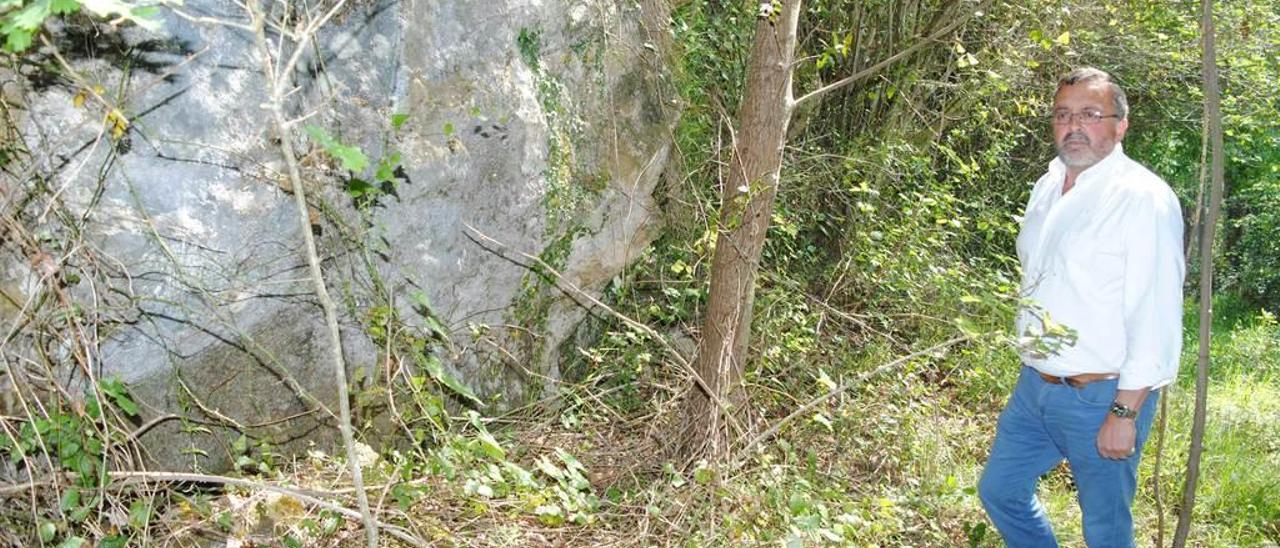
57, 537, 86, 548
100, 535, 127, 548
811, 412, 833, 431
375, 152, 401, 183
38, 521, 56, 542
50, 0, 80, 15
474, 430, 505, 461
534, 503, 564, 526
130, 5, 158, 18
410, 291, 432, 310
60, 488, 81, 513
422, 354, 481, 405
215, 511, 232, 531
424, 316, 447, 339
391, 113, 409, 130
535, 455, 564, 480
304, 125, 368, 173
99, 378, 139, 417
84, 395, 102, 419
442, 122, 454, 137
69, 503, 92, 523
555, 447, 585, 474
345, 178, 376, 198
128, 499, 152, 529
4, 28, 34, 52
11, 0, 52, 29
693, 466, 714, 485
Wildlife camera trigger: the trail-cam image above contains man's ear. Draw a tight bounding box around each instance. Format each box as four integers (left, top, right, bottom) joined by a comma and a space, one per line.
1116, 117, 1130, 141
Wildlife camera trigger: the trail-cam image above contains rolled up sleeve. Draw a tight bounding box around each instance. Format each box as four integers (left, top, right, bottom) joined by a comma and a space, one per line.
1118, 191, 1186, 390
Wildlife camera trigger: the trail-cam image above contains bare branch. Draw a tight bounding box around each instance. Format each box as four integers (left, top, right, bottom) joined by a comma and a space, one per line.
792, 9, 972, 111
246, 0, 377, 545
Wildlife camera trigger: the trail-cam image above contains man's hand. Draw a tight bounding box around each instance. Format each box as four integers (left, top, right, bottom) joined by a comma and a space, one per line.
1097, 387, 1150, 459
1097, 414, 1138, 459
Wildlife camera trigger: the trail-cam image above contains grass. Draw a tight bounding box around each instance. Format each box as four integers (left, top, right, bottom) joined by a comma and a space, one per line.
659, 293, 1280, 547
5, 288, 1273, 546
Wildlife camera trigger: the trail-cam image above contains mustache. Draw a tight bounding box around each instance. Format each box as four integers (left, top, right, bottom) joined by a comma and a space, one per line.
1062, 131, 1090, 144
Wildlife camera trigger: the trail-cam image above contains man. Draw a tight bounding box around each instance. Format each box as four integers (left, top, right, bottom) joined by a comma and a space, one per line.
978, 67, 1185, 547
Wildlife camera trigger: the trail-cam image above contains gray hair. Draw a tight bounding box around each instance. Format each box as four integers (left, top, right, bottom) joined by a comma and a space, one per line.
1057, 67, 1129, 120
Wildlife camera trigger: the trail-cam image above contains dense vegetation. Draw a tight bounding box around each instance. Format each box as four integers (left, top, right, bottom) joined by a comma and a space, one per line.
1, 0, 1277, 546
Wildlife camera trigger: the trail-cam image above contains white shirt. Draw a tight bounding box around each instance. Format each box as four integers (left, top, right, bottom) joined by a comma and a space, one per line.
1016, 144, 1185, 390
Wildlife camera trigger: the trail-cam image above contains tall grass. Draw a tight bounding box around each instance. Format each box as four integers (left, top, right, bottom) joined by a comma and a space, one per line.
700, 292, 1280, 546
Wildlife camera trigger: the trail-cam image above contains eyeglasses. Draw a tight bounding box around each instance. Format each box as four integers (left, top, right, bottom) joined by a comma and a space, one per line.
1052, 110, 1122, 125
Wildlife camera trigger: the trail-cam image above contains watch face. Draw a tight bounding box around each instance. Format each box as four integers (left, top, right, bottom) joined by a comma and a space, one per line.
1110, 403, 1138, 419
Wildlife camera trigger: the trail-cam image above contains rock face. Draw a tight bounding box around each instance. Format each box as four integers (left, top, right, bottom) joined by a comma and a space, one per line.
0, 0, 676, 471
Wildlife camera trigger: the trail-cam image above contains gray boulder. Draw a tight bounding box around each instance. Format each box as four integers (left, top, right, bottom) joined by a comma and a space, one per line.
0, 0, 676, 471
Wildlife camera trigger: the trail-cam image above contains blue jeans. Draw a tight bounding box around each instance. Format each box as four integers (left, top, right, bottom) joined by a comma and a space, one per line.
978, 366, 1159, 548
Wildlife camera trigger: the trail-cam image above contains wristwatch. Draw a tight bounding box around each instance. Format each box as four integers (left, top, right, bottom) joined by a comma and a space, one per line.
1110, 402, 1139, 420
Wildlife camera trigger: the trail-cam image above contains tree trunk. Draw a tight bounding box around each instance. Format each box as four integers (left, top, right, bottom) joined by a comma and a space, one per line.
1173, 0, 1223, 545
682, 0, 802, 460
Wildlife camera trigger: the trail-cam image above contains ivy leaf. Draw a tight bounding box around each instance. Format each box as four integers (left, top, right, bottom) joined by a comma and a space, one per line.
10, 0, 52, 30
391, 113, 409, 130
98, 377, 139, 417
60, 488, 81, 513
345, 178, 376, 198
304, 125, 368, 174
474, 429, 505, 461
374, 152, 400, 183
50, 0, 80, 15
535, 455, 564, 480
422, 354, 481, 406
3, 28, 34, 53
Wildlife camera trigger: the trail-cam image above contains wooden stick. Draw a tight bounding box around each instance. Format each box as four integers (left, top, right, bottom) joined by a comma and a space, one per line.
1174, 0, 1224, 544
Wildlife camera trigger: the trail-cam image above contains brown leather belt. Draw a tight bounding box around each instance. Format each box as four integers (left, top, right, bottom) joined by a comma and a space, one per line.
1037, 371, 1118, 388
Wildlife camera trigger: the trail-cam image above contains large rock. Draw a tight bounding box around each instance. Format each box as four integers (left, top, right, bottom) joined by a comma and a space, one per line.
0, 0, 676, 471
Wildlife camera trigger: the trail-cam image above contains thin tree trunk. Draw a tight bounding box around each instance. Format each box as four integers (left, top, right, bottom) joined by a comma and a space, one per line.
683, 0, 802, 460
1154, 394, 1169, 547
247, 2, 377, 545
1173, 0, 1223, 545
1160, 46, 1215, 548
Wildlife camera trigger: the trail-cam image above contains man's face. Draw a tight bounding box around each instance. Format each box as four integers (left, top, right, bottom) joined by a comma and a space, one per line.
1052, 81, 1129, 171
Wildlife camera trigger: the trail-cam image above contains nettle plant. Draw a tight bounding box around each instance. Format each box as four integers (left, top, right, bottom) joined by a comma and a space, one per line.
0, 0, 164, 52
